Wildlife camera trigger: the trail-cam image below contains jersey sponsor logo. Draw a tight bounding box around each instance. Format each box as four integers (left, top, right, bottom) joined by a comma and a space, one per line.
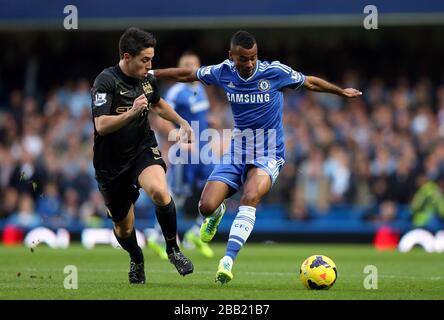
115, 106, 132, 114
258, 79, 271, 92
226, 93, 270, 104
94, 93, 107, 106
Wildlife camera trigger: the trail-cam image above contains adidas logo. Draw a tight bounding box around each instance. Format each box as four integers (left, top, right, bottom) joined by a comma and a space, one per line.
228, 81, 236, 88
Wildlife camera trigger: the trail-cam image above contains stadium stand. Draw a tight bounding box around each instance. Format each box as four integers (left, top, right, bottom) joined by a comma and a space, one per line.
1, 2, 444, 243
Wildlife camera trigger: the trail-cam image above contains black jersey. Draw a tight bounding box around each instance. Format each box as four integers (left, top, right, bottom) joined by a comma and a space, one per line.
91, 64, 161, 185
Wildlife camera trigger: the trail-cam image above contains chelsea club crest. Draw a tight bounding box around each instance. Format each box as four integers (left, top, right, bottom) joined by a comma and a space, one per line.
258, 79, 271, 92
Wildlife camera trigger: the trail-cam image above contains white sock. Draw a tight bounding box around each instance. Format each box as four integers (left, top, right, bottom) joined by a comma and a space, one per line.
225, 205, 256, 261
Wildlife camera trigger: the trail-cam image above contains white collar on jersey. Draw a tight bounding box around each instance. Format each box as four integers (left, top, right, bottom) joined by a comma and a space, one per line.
234, 61, 259, 82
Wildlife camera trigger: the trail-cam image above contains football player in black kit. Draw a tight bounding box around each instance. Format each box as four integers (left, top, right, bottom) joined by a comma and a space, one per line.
91, 27, 194, 284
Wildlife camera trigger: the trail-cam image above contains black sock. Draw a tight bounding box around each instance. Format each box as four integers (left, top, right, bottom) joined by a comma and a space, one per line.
155, 197, 179, 254
113, 228, 144, 264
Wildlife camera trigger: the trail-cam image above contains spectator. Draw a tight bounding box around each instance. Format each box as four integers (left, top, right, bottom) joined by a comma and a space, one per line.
6, 192, 41, 229
290, 146, 330, 220
3, 70, 444, 231
58, 187, 80, 228
386, 157, 416, 204
410, 175, 444, 231
0, 187, 19, 219
363, 200, 398, 223
349, 150, 374, 207
36, 181, 62, 223
68, 79, 91, 119
8, 149, 45, 197
324, 144, 351, 203
79, 190, 107, 228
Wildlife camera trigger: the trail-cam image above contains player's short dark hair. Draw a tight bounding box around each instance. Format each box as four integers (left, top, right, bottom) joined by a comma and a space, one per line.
178, 50, 200, 63
119, 27, 157, 58
180, 50, 198, 59
230, 30, 256, 49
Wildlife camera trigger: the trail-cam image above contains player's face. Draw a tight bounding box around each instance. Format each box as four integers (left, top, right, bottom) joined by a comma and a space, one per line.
125, 47, 154, 79
178, 54, 200, 70
230, 44, 257, 79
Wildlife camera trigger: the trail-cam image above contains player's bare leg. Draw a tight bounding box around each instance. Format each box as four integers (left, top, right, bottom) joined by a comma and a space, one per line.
114, 205, 136, 238
239, 167, 272, 207
138, 165, 193, 276
199, 181, 231, 217
216, 167, 271, 284
198, 181, 231, 242
113, 205, 146, 284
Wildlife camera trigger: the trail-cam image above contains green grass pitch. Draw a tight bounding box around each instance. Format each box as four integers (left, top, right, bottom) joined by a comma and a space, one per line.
1, 243, 443, 300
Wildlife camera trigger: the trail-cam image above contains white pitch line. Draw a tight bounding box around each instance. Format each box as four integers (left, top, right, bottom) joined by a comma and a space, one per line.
13, 268, 442, 281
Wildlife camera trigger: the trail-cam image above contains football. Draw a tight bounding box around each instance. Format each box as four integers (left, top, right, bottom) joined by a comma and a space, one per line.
299, 255, 338, 290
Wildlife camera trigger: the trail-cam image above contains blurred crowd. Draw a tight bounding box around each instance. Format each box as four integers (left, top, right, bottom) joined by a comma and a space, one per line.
277, 72, 444, 228
1, 71, 444, 231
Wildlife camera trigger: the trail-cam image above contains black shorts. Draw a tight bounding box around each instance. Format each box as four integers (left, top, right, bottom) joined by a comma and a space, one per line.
98, 148, 167, 223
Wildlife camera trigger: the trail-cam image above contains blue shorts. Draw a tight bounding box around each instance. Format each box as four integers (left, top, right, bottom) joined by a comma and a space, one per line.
207, 153, 285, 194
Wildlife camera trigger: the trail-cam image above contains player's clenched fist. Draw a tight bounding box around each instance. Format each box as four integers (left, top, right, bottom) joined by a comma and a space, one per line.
177, 121, 194, 144
130, 94, 148, 118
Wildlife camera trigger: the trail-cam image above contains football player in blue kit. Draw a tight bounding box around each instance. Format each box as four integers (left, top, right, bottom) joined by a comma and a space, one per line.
148, 52, 215, 258
153, 30, 361, 284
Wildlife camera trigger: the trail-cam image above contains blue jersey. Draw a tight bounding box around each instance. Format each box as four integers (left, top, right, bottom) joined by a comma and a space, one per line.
196, 59, 305, 160
165, 82, 213, 195
165, 82, 210, 133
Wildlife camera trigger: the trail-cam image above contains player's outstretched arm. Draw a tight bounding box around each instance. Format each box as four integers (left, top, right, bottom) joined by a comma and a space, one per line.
303, 76, 362, 97
151, 98, 194, 143
152, 68, 198, 82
